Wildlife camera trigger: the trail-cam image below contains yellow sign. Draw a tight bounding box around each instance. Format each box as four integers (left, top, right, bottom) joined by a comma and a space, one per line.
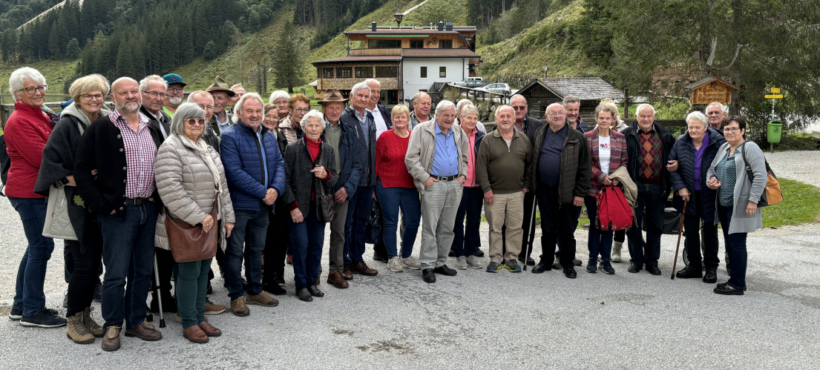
765, 94, 783, 99
771, 88, 781, 94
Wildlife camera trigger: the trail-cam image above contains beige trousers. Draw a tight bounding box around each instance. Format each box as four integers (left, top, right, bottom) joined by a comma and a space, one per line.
485, 191, 525, 264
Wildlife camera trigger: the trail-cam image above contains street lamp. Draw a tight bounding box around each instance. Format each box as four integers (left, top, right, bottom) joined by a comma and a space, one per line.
394, 12, 404, 29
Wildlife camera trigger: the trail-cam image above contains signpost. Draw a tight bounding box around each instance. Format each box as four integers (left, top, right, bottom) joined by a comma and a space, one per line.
767, 88, 783, 149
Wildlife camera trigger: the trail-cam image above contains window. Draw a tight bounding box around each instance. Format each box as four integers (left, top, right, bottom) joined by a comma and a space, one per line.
336, 67, 352, 78
355, 67, 373, 78
420, 67, 427, 78
322, 68, 334, 78
369, 39, 401, 49
439, 40, 453, 48
375, 66, 398, 78
410, 40, 424, 48
439, 67, 446, 78
387, 90, 398, 105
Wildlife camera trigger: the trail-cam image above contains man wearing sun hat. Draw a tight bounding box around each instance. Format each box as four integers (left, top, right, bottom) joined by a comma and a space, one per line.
206, 76, 236, 136
162, 73, 186, 117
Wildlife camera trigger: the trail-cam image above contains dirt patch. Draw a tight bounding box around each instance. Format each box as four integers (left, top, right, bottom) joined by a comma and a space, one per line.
332, 329, 354, 337
0, 304, 10, 317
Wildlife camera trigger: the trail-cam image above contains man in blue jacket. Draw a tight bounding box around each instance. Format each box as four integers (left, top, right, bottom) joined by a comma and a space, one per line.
220, 93, 285, 315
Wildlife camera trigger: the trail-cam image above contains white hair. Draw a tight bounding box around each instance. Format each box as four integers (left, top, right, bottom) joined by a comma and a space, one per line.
562, 95, 581, 106
460, 104, 479, 118
364, 78, 381, 88
435, 100, 456, 116
138, 75, 167, 92
456, 99, 472, 112
635, 103, 656, 115
495, 105, 515, 118
231, 92, 265, 123
269, 90, 290, 103
230, 83, 244, 90
170, 103, 207, 136
300, 110, 326, 130
9, 67, 46, 98
350, 82, 372, 98
685, 111, 709, 129
187, 90, 214, 104
705, 101, 728, 114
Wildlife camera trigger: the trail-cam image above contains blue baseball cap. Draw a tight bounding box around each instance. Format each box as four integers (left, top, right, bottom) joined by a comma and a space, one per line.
163, 73, 187, 87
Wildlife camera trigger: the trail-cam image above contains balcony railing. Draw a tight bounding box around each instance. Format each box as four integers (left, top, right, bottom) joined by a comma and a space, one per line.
348, 48, 403, 56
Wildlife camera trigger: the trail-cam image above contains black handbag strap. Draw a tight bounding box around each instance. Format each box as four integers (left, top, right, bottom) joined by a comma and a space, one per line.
740, 143, 755, 184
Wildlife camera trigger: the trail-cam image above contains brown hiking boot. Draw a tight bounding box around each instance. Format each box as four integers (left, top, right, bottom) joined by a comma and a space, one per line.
204, 299, 226, 315
231, 297, 250, 317
66, 312, 94, 344
183, 325, 209, 344
124, 321, 162, 341
342, 264, 354, 280
246, 292, 278, 307
327, 271, 349, 289
101, 326, 121, 352
83, 307, 103, 337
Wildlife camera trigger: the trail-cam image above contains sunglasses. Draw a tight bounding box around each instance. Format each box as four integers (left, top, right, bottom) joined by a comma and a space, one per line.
185, 118, 206, 126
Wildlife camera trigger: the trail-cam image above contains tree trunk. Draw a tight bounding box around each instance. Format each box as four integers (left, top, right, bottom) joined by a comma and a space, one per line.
730, 0, 743, 116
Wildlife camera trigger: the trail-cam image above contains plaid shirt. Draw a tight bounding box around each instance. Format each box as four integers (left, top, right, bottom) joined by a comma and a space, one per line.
109, 109, 157, 199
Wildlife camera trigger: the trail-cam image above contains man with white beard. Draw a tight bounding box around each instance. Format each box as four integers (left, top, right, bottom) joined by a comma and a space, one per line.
162, 73, 186, 117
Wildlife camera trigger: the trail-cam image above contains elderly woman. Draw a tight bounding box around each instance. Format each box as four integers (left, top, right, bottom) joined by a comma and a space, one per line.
669, 111, 726, 283
278, 94, 310, 144
706, 116, 766, 295
451, 104, 486, 269
597, 100, 629, 262
5, 67, 66, 328
455, 99, 487, 133
35, 76, 110, 342
376, 105, 422, 272
583, 104, 628, 275
282, 110, 338, 302
154, 103, 236, 342
269, 90, 291, 120
261, 103, 290, 295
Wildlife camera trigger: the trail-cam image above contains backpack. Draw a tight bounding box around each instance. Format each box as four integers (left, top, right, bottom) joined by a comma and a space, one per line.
741, 143, 782, 207
595, 186, 634, 231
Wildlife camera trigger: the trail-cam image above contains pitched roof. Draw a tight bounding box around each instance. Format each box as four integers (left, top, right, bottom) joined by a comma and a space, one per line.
517, 77, 624, 101
401, 49, 480, 58
685, 77, 740, 90
312, 55, 402, 66
345, 27, 475, 36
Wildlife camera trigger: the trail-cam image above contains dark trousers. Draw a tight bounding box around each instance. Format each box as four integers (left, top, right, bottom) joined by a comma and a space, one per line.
452, 186, 483, 257
263, 201, 290, 287
150, 248, 175, 310
614, 229, 626, 243
501, 191, 537, 258
177, 258, 211, 329
718, 205, 747, 289
683, 191, 720, 270
9, 197, 55, 316
585, 195, 614, 262
626, 183, 665, 267
225, 202, 268, 300
66, 212, 104, 316
97, 202, 156, 330
345, 185, 374, 264
377, 180, 421, 259
536, 185, 577, 268
288, 205, 325, 289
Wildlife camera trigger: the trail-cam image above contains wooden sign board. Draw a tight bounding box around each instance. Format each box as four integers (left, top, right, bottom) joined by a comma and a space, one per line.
691, 80, 734, 105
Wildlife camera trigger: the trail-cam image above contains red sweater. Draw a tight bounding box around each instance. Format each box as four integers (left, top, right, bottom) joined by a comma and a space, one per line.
376, 130, 415, 189
4, 101, 54, 198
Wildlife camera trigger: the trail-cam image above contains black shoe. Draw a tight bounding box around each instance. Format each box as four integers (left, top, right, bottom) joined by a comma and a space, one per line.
206, 281, 213, 295
518, 256, 536, 266
646, 265, 662, 275
275, 277, 286, 287
448, 249, 455, 257
8, 306, 22, 321
297, 288, 313, 302
531, 261, 552, 274
563, 267, 577, 279
586, 260, 597, 273
433, 265, 457, 276
599, 260, 615, 275
628, 263, 642, 273
552, 262, 562, 270
307, 285, 324, 298
703, 269, 718, 284
422, 269, 436, 283
717, 282, 747, 291
264, 284, 287, 296
675, 266, 703, 279
713, 283, 744, 295
373, 253, 389, 263
20, 309, 67, 328
473, 249, 485, 257
573, 259, 582, 266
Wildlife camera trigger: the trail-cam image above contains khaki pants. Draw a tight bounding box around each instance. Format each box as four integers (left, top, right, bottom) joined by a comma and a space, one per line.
485, 191, 525, 264
419, 180, 463, 270
328, 199, 349, 273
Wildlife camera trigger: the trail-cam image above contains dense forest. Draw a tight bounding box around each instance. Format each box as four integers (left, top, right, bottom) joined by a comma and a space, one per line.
293, 0, 390, 49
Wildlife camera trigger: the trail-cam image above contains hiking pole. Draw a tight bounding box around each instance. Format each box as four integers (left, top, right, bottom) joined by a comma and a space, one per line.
671, 199, 688, 280
152, 255, 166, 328
522, 195, 538, 271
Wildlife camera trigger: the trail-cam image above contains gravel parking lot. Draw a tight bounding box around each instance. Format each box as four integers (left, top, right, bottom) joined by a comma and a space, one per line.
0, 151, 818, 369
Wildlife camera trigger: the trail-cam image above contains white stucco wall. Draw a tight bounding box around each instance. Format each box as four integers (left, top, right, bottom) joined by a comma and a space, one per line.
401, 58, 469, 105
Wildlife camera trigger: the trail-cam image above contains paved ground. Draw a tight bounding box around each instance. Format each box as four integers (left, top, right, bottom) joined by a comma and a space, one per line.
1, 152, 819, 369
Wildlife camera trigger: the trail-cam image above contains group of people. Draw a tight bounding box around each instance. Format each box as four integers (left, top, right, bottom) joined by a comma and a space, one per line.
2, 66, 769, 350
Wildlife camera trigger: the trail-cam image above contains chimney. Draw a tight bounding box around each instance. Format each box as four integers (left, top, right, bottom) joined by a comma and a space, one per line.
445, 21, 453, 31
437, 21, 444, 31
372, 21, 377, 31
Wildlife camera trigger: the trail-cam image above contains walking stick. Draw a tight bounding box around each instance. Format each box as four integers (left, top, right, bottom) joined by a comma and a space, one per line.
522, 195, 538, 271
152, 256, 166, 328
671, 199, 688, 280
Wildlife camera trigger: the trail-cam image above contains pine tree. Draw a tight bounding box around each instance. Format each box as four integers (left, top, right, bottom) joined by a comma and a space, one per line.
66, 38, 80, 59
273, 21, 304, 93
203, 40, 218, 60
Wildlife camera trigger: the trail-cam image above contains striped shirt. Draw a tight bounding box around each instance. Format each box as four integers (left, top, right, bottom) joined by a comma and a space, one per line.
110, 109, 157, 199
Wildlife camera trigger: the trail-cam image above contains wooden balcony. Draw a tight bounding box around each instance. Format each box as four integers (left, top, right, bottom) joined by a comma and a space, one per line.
317, 78, 399, 91
348, 48, 403, 56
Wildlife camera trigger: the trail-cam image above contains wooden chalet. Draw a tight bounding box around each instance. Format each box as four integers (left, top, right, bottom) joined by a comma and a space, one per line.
516, 77, 624, 123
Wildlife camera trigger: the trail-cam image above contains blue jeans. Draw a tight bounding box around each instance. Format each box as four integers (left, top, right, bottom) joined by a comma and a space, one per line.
718, 205, 747, 289
585, 195, 613, 262
288, 205, 326, 289
8, 197, 55, 316
626, 183, 665, 267
377, 180, 421, 259
452, 186, 483, 257
225, 202, 269, 299
97, 202, 156, 330
344, 185, 374, 264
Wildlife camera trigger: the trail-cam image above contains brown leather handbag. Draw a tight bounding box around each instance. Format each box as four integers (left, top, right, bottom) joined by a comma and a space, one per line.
166, 196, 219, 263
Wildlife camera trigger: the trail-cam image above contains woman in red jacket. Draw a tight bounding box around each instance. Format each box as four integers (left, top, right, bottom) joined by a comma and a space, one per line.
5, 67, 65, 328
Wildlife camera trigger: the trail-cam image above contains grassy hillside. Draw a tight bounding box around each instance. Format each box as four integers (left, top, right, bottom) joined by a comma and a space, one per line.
0, 59, 78, 99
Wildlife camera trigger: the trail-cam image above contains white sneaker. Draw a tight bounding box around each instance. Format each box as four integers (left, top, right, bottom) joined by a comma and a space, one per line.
612, 242, 623, 263
388, 257, 404, 272
466, 255, 484, 269
401, 256, 421, 270
456, 256, 468, 270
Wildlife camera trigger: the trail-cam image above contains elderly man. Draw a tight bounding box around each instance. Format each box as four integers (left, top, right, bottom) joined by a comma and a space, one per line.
74, 77, 165, 351
229, 83, 246, 114
705, 102, 726, 133
477, 105, 532, 273
206, 77, 235, 136
339, 82, 379, 277
409, 91, 432, 128
622, 104, 676, 275
162, 73, 186, 116
528, 103, 591, 279
405, 100, 468, 283
220, 93, 285, 315
319, 90, 363, 288
563, 95, 589, 133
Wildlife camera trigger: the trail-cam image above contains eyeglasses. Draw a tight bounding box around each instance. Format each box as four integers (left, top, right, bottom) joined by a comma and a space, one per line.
142, 91, 167, 99
185, 118, 206, 126
724, 127, 741, 133
167, 87, 184, 93
81, 93, 104, 101
512, 106, 527, 111
20, 85, 47, 94
294, 108, 310, 114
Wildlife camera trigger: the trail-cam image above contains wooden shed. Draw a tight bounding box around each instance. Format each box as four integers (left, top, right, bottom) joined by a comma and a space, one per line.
516, 77, 624, 123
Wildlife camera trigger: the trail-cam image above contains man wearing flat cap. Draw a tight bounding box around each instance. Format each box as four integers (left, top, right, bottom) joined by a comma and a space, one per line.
162, 73, 186, 117
206, 76, 235, 136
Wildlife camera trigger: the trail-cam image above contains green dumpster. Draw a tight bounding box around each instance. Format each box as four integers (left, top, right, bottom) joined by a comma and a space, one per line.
767, 121, 782, 144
